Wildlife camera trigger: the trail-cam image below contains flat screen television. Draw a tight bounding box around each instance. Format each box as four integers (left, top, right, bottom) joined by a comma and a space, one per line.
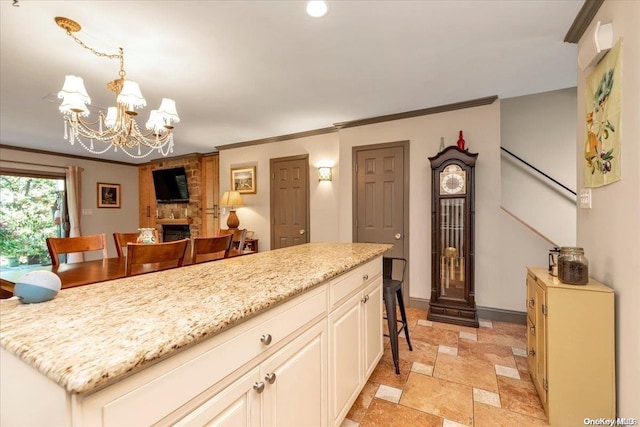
152, 167, 190, 203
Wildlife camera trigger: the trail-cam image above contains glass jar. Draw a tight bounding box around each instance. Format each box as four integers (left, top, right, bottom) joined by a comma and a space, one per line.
557, 247, 589, 285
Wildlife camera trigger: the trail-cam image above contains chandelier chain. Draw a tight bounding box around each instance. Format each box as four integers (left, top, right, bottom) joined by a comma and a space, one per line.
64, 30, 126, 77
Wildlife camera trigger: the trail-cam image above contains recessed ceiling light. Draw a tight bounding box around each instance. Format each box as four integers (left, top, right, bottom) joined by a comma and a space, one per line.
306, 1, 328, 18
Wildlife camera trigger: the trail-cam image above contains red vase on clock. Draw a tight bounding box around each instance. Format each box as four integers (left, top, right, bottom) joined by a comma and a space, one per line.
457, 131, 466, 150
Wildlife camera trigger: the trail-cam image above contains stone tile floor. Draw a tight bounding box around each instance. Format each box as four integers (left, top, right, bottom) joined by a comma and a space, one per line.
341, 307, 550, 427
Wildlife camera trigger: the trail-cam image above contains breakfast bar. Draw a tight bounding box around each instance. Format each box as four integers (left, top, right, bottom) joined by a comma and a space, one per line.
0, 242, 390, 426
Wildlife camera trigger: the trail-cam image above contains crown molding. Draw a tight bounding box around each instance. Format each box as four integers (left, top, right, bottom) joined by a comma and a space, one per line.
333, 96, 498, 129
564, 0, 605, 43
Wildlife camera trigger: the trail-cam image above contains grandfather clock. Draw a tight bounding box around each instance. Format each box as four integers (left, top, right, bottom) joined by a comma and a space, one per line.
427, 146, 479, 327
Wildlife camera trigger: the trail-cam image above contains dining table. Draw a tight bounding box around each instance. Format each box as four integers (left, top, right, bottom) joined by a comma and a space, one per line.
0, 248, 254, 298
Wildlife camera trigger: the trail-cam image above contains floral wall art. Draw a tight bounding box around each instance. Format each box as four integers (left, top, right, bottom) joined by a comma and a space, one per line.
584, 39, 622, 188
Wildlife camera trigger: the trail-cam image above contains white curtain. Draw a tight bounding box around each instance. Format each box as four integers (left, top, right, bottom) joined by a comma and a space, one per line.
65, 166, 83, 263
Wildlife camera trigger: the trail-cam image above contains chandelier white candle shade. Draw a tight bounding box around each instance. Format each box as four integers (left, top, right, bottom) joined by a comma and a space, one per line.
54, 17, 179, 159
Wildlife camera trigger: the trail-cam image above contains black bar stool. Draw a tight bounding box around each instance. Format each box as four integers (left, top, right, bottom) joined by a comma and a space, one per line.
382, 257, 412, 374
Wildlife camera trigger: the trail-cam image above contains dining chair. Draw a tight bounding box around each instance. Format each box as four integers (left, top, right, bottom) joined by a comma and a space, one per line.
46, 233, 109, 266
125, 238, 190, 276
218, 228, 247, 251
113, 230, 159, 257
191, 234, 234, 264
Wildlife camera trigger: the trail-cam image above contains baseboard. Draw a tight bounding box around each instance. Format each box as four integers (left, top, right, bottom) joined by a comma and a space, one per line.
408, 297, 526, 325
476, 306, 526, 325
408, 297, 429, 311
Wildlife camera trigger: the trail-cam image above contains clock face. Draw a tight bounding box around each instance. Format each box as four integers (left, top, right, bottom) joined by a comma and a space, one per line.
440, 165, 466, 195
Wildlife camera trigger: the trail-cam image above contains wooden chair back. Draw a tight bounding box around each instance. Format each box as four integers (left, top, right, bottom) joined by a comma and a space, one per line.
218, 228, 247, 251
113, 230, 159, 257
125, 239, 189, 276
191, 234, 233, 264
46, 234, 109, 266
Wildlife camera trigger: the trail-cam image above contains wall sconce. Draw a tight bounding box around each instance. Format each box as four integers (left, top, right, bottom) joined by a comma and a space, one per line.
318, 167, 332, 181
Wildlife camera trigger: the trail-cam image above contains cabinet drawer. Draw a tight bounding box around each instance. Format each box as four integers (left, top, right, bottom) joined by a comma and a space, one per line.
330, 258, 381, 309
83, 287, 327, 427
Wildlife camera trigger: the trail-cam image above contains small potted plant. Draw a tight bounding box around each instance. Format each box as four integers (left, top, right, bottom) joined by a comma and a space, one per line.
0, 224, 21, 267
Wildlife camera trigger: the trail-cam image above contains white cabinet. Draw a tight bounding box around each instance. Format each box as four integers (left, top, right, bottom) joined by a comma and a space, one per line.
526, 267, 615, 427
177, 321, 326, 427
0, 256, 383, 427
328, 259, 383, 426
174, 368, 261, 427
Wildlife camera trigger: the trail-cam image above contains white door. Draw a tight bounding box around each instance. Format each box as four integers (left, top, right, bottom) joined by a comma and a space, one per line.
362, 278, 383, 378
262, 322, 327, 427
327, 292, 363, 425
173, 368, 261, 427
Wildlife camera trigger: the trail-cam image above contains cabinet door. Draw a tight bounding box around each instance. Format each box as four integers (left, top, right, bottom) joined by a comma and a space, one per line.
262, 321, 327, 427
534, 281, 547, 404
362, 278, 383, 379
139, 165, 156, 228
526, 316, 536, 383
202, 155, 220, 237
328, 292, 363, 425
174, 368, 261, 427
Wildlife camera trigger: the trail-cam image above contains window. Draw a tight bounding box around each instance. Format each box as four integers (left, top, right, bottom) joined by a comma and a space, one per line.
0, 173, 66, 267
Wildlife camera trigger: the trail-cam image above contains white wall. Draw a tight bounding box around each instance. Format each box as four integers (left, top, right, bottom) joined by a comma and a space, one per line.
576, 0, 640, 415
0, 147, 139, 259
221, 100, 551, 313
337, 101, 548, 309
218, 132, 340, 249
501, 88, 577, 246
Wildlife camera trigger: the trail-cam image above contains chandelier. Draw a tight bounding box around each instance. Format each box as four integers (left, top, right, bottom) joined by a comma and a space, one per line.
55, 17, 179, 158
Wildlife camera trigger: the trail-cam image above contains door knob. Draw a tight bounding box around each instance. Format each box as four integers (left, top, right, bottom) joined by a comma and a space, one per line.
394, 233, 401, 240
299, 229, 306, 235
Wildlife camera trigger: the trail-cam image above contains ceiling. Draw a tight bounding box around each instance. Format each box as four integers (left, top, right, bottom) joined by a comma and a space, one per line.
0, 0, 583, 164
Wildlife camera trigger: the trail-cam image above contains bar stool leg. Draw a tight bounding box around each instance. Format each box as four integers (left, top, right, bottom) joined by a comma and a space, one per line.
396, 287, 413, 351
383, 286, 401, 375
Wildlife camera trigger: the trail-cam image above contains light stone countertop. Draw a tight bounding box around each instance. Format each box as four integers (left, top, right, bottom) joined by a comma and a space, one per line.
0, 242, 390, 394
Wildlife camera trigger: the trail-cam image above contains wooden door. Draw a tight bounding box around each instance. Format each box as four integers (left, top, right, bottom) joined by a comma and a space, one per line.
138, 165, 156, 228
201, 155, 220, 237
354, 144, 407, 257
270, 155, 309, 250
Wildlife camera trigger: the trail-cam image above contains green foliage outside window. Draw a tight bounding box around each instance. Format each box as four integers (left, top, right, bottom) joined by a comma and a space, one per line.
0, 176, 63, 264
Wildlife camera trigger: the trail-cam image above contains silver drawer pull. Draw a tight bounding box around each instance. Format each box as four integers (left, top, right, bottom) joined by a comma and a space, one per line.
529, 348, 536, 356
265, 372, 277, 384
260, 334, 272, 345
363, 274, 369, 281
253, 382, 265, 393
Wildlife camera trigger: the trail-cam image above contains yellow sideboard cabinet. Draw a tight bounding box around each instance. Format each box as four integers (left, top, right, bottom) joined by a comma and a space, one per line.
526, 267, 615, 427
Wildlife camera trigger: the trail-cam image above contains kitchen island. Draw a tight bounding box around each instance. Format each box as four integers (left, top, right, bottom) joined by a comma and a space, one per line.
1, 242, 390, 426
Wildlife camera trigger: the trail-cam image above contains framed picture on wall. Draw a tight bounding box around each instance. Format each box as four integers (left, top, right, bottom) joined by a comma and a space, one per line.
97, 183, 121, 208
231, 166, 257, 194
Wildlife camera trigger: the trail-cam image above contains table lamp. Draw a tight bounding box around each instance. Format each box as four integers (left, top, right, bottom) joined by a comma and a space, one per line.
220, 191, 244, 229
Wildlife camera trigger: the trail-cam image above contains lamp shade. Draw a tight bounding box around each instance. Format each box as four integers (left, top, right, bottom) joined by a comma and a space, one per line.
58, 75, 90, 104
158, 98, 180, 124
220, 191, 244, 208
117, 80, 146, 110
